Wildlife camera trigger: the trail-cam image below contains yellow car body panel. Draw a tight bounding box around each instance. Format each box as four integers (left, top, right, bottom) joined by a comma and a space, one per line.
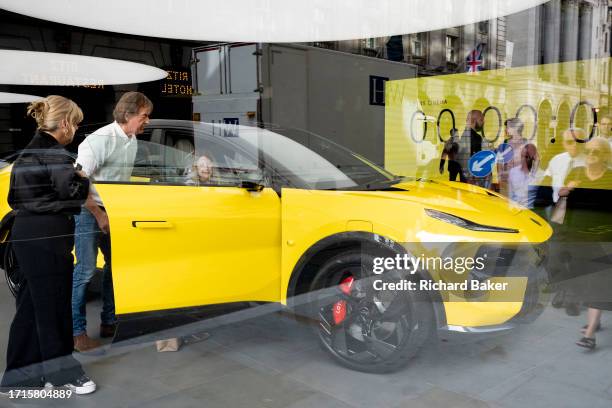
0, 167, 11, 225
0, 168, 131, 275
280, 184, 551, 327
0, 158, 551, 327
94, 183, 281, 315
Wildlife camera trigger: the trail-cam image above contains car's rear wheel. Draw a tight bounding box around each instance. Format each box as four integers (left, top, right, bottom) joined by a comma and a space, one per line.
308, 251, 434, 373
3, 240, 21, 297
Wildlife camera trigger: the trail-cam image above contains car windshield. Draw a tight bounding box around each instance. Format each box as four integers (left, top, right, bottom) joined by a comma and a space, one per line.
192, 123, 399, 190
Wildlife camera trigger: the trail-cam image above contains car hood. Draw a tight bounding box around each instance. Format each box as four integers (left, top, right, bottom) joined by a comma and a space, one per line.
333, 178, 550, 242
384, 179, 524, 215
282, 176, 552, 246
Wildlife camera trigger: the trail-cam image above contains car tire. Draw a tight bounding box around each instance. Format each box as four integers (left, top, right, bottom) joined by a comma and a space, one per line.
2, 239, 21, 297
308, 250, 434, 373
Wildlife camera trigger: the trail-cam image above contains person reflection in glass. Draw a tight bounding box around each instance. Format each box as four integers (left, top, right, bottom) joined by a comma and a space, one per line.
456, 110, 491, 188
439, 128, 466, 182
508, 143, 540, 208
557, 136, 612, 350
544, 129, 586, 204
498, 117, 527, 197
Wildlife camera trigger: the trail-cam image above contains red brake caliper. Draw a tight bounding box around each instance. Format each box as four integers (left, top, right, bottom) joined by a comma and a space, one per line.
333, 276, 354, 325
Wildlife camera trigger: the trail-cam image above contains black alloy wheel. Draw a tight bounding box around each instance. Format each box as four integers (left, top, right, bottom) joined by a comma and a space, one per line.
309, 251, 434, 373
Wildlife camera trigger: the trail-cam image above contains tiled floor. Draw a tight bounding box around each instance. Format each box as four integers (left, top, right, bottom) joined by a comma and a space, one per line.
0, 278, 611, 408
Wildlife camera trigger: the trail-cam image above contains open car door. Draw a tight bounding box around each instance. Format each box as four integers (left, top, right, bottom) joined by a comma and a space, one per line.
94, 135, 281, 315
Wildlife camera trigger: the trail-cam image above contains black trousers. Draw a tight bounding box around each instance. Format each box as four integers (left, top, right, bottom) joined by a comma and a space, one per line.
447, 160, 466, 183
1, 214, 84, 387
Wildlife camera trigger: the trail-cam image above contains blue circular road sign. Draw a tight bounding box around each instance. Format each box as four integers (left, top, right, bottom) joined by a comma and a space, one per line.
468, 150, 496, 178
496, 143, 513, 164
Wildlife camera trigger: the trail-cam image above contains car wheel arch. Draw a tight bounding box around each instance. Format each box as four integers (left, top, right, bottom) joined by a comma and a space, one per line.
286, 231, 447, 330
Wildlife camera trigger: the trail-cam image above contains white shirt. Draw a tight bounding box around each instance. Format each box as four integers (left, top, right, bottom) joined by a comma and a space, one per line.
508, 166, 538, 208
544, 152, 585, 203
77, 121, 138, 205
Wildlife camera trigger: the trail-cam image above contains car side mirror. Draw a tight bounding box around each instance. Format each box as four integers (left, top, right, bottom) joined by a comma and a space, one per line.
240, 180, 264, 192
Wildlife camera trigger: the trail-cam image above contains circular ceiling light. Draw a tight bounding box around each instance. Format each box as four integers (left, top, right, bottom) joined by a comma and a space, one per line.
0, 0, 549, 42
0, 50, 168, 86
0, 92, 43, 104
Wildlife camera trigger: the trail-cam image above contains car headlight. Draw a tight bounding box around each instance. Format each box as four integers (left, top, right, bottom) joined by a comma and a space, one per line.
425, 209, 519, 233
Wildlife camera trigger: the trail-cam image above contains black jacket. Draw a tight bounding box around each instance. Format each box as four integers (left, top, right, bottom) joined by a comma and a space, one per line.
8, 131, 89, 215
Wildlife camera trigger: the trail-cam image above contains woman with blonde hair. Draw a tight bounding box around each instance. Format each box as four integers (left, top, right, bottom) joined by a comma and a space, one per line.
0, 96, 96, 394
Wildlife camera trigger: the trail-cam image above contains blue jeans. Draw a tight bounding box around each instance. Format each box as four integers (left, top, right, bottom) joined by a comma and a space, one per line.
72, 207, 115, 336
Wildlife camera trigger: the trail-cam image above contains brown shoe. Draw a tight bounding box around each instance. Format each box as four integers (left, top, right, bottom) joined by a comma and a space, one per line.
73, 333, 103, 354
100, 323, 117, 339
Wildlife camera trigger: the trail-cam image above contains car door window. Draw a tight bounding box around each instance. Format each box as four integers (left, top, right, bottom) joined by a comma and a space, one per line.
129, 138, 260, 187
132, 130, 154, 179
129, 140, 193, 184
112, 125, 266, 187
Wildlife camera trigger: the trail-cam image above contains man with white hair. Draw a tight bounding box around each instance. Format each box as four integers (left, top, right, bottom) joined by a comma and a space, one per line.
545, 128, 586, 316
72, 92, 153, 353
544, 128, 586, 203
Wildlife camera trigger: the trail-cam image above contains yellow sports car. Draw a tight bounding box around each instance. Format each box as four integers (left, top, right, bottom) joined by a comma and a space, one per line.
0, 120, 551, 373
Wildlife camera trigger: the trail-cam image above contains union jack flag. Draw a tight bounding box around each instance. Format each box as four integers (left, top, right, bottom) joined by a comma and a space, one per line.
466, 43, 485, 73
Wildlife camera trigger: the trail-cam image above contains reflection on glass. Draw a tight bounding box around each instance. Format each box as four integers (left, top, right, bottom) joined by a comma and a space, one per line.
385, 57, 611, 195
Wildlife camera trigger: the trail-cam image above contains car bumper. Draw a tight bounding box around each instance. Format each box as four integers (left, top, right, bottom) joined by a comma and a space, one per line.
436, 243, 547, 342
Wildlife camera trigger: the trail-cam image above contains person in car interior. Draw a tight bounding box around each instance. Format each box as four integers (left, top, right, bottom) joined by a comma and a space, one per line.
187, 154, 215, 185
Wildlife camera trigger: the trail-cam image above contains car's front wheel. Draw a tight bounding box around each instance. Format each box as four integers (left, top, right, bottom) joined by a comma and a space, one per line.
308, 251, 434, 373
